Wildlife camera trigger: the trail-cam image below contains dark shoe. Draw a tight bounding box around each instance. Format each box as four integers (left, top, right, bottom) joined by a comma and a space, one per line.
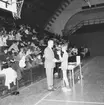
11, 91, 20, 95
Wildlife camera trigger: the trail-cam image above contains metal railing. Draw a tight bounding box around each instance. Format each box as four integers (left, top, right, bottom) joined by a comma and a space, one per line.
65, 17, 104, 36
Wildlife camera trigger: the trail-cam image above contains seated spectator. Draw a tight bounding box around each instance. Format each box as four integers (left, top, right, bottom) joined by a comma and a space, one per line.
18, 48, 25, 58
8, 41, 19, 53
19, 51, 27, 68
1, 48, 11, 64
68, 46, 78, 62
35, 55, 43, 65
25, 49, 33, 68
2, 34, 8, 46
32, 35, 37, 40
15, 32, 22, 41
33, 28, 37, 34
0, 34, 4, 47
3, 48, 8, 54
39, 39, 46, 46
8, 31, 15, 40
71, 46, 78, 56
30, 42, 36, 48
19, 48, 32, 68
85, 48, 90, 57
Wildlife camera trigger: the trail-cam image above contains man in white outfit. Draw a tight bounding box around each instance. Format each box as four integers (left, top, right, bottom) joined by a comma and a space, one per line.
44, 40, 59, 91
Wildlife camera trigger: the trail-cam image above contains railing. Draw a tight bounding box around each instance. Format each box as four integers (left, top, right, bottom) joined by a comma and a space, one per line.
0, 65, 45, 98
82, 3, 104, 10
65, 17, 104, 36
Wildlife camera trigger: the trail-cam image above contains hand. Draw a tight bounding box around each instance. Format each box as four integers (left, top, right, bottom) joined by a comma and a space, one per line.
53, 59, 61, 63
57, 60, 61, 62
53, 58, 60, 62
57, 51, 61, 55
43, 54, 45, 58
53, 58, 57, 62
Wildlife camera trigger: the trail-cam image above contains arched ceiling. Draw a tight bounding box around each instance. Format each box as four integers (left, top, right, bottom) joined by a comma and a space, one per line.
63, 0, 104, 34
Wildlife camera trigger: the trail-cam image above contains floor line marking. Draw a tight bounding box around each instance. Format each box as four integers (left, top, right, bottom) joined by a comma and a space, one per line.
34, 92, 52, 105
34, 57, 95, 105
43, 99, 104, 104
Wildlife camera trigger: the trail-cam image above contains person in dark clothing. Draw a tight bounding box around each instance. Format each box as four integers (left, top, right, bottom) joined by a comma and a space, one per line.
54, 47, 62, 78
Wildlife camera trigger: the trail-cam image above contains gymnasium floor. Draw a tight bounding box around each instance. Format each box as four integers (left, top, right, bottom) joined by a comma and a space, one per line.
1, 56, 104, 105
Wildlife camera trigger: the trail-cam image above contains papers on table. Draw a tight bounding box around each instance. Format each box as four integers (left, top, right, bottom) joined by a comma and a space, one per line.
68, 65, 76, 69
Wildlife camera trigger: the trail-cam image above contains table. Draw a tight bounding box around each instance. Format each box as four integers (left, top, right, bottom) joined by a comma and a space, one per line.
68, 62, 82, 87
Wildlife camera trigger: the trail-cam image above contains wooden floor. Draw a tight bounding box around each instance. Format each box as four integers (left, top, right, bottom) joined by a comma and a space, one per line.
1, 56, 104, 105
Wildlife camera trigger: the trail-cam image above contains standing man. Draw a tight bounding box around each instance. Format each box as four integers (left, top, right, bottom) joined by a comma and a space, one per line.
44, 39, 58, 91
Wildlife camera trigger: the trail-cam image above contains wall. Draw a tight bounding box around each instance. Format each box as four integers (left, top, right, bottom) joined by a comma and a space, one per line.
87, 0, 104, 5
69, 24, 104, 57
48, 0, 104, 35
49, 0, 84, 35
15, 7, 51, 28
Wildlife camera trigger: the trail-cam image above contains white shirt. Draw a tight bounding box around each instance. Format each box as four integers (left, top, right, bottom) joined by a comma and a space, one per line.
0, 67, 17, 89
8, 43, 19, 52
2, 36, 8, 45
15, 33, 21, 41
19, 55, 26, 68
0, 36, 4, 46
61, 51, 68, 70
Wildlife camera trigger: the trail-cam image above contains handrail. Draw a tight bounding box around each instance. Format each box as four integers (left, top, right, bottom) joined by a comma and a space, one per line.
65, 17, 104, 36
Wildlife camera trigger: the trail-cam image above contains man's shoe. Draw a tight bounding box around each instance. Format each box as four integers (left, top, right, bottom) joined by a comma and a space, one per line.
48, 88, 54, 91
66, 88, 71, 91
62, 87, 71, 92
11, 91, 20, 95
48, 87, 57, 91
62, 87, 67, 92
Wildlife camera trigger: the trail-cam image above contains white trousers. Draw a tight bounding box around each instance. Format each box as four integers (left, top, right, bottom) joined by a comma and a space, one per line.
45, 68, 54, 89
62, 70, 69, 87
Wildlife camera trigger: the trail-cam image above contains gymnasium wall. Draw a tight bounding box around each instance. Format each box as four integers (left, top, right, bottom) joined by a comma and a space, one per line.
48, 0, 104, 35
69, 24, 104, 57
